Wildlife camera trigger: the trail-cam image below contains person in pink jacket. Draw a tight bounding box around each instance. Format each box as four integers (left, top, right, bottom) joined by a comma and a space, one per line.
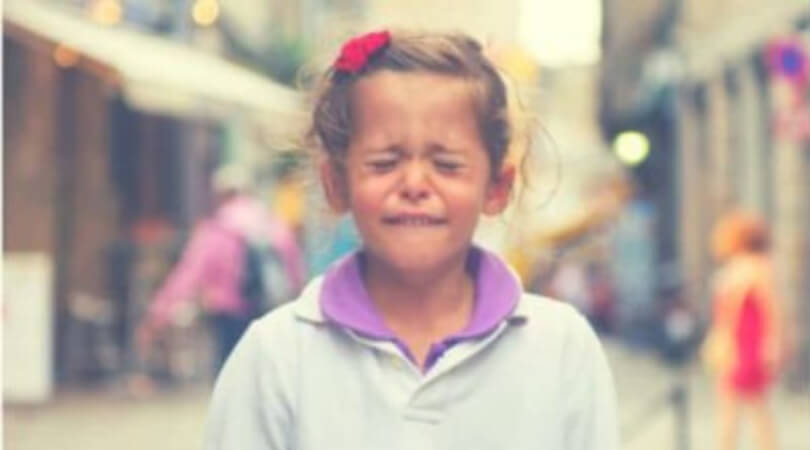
136, 165, 305, 376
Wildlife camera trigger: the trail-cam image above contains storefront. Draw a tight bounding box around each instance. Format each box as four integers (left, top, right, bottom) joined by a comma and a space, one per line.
3, 1, 301, 397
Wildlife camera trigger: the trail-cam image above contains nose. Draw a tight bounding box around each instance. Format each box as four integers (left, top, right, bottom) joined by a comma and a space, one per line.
399, 160, 430, 202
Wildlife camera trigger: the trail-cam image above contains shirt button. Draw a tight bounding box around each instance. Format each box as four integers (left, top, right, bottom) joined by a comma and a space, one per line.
389, 355, 406, 370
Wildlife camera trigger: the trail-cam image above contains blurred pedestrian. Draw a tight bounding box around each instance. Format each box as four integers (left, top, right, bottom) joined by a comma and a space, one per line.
549, 261, 592, 316
135, 165, 305, 384
586, 263, 616, 333
702, 211, 790, 450
203, 30, 619, 450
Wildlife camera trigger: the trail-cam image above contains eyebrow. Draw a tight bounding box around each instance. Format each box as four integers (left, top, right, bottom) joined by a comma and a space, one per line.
426, 143, 467, 156
359, 142, 469, 157
361, 145, 402, 156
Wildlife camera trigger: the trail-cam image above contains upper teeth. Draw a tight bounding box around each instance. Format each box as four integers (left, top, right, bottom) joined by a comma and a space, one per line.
398, 217, 434, 225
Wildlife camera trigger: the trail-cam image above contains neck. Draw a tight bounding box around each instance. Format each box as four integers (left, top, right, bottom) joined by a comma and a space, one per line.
362, 249, 475, 336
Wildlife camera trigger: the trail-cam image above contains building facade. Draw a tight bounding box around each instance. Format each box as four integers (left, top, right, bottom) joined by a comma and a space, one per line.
601, 0, 810, 386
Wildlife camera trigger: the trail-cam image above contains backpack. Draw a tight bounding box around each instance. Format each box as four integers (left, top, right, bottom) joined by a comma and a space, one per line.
240, 240, 291, 319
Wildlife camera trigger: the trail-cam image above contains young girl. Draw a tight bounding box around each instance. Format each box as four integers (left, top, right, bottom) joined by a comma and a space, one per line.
203, 30, 619, 450
704, 211, 789, 450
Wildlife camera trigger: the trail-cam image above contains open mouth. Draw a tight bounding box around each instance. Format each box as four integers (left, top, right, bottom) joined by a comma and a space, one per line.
382, 214, 447, 226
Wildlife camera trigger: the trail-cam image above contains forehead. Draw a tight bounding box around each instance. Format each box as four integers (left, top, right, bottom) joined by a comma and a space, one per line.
350, 71, 481, 148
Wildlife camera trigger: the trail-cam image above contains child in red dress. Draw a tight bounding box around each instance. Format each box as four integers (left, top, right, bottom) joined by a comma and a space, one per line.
705, 211, 790, 450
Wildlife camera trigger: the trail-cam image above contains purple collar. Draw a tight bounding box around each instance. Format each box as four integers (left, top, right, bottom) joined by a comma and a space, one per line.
319, 246, 521, 367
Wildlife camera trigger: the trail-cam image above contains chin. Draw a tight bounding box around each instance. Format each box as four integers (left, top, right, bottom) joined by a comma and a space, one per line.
374, 244, 466, 277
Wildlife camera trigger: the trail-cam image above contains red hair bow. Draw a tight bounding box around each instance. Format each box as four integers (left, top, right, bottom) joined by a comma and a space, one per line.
334, 30, 391, 74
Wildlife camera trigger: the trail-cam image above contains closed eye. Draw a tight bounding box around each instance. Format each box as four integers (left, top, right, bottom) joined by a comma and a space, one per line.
434, 159, 463, 173
367, 159, 398, 173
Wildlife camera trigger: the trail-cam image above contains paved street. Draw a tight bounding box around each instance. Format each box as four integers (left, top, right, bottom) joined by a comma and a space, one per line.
5, 387, 210, 450
5, 339, 809, 450
609, 341, 810, 450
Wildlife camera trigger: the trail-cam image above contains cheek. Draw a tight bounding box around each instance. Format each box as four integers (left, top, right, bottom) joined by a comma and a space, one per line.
446, 171, 490, 203
349, 192, 380, 219
345, 173, 392, 213
442, 182, 489, 220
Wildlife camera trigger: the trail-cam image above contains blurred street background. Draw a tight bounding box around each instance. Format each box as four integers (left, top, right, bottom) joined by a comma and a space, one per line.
3, 0, 810, 449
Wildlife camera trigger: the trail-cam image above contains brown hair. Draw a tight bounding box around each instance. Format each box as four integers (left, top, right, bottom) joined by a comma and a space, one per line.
307, 31, 513, 180
711, 210, 770, 261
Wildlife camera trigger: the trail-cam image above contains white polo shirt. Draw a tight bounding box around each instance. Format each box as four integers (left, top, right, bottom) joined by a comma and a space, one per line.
203, 251, 619, 450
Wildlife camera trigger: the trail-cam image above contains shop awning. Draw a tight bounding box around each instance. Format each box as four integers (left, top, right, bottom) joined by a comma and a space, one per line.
3, 0, 304, 125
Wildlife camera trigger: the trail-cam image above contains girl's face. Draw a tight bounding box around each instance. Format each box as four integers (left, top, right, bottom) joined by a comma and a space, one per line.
322, 71, 513, 276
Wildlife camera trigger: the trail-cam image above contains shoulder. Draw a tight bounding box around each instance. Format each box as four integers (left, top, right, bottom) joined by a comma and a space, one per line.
510, 292, 602, 357
241, 276, 328, 353
248, 278, 321, 336
714, 256, 769, 294
217, 280, 324, 394
515, 292, 592, 334
518, 293, 614, 386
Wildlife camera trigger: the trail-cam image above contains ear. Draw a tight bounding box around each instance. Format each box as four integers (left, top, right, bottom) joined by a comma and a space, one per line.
319, 158, 349, 213
483, 164, 515, 216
